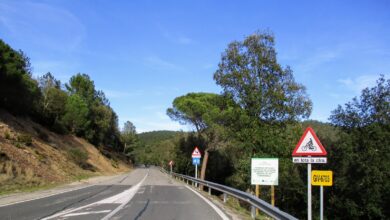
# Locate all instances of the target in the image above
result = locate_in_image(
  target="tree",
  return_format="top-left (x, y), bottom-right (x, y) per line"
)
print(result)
top-left (38, 72), bottom-right (68, 128)
top-left (61, 94), bottom-right (90, 135)
top-left (210, 32), bottom-right (313, 216)
top-left (0, 39), bottom-right (41, 115)
top-left (328, 75), bottom-right (390, 219)
top-left (121, 121), bottom-right (138, 153)
top-left (214, 31), bottom-right (311, 122)
top-left (167, 93), bottom-right (235, 186)
top-left (65, 73), bottom-right (121, 148)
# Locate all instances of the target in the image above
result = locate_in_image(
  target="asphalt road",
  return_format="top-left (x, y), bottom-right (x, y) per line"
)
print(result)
top-left (0, 168), bottom-right (230, 220)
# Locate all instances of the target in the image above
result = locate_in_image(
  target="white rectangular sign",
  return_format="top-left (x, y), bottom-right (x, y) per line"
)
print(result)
top-left (292, 157), bottom-right (327, 164)
top-left (251, 158), bottom-right (278, 185)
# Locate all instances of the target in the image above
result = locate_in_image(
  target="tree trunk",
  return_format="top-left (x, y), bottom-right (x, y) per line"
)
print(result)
top-left (200, 149), bottom-right (209, 190)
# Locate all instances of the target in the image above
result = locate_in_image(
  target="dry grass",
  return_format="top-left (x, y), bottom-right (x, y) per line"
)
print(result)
top-left (0, 110), bottom-right (131, 195)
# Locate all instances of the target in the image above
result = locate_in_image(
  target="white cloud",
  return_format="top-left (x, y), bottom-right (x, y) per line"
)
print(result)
top-left (145, 56), bottom-right (182, 70)
top-left (338, 74), bottom-right (387, 94)
top-left (0, 1), bottom-right (86, 52)
top-left (295, 48), bottom-right (341, 73)
top-left (157, 23), bottom-right (194, 45)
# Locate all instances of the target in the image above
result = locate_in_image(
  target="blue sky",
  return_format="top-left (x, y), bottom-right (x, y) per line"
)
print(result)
top-left (1, 0), bottom-right (389, 132)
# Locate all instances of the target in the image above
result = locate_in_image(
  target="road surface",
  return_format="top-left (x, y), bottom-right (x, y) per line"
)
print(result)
top-left (0, 167), bottom-right (229, 220)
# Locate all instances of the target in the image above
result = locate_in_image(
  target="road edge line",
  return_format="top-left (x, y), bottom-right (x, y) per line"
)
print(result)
top-left (185, 185), bottom-right (230, 220)
top-left (0, 173), bottom-right (131, 208)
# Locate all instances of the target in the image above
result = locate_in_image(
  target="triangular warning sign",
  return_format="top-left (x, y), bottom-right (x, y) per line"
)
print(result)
top-left (192, 146), bottom-right (201, 158)
top-left (292, 127), bottom-right (327, 156)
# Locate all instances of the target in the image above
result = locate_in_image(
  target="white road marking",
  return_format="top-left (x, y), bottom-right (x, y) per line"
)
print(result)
top-left (135, 200), bottom-right (191, 205)
top-left (0, 173), bottom-right (131, 208)
top-left (101, 172), bottom-right (149, 220)
top-left (63, 210), bottom-right (111, 217)
top-left (42, 171), bottom-right (149, 220)
top-left (185, 186), bottom-right (230, 220)
top-left (0, 185), bottom-right (95, 208)
top-left (137, 187), bottom-right (146, 194)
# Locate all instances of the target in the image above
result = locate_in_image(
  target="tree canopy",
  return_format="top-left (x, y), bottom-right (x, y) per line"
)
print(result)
top-left (214, 32), bottom-right (312, 122)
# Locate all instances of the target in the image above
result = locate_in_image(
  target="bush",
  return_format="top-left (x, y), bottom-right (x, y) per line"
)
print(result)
top-left (17, 134), bottom-right (33, 146)
top-left (4, 131), bottom-right (11, 140)
top-left (33, 126), bottom-right (48, 141)
top-left (67, 148), bottom-right (89, 168)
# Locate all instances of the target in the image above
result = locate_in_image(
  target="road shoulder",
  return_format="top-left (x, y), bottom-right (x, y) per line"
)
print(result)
top-left (0, 171), bottom-right (131, 207)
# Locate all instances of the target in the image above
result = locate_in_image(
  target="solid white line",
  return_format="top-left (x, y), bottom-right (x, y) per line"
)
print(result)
top-left (63, 210), bottom-right (111, 217)
top-left (0, 173), bottom-right (131, 208)
top-left (185, 186), bottom-right (230, 220)
top-left (0, 184), bottom-right (95, 208)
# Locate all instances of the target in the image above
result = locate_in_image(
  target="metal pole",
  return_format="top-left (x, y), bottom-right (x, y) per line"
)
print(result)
top-left (251, 206), bottom-right (256, 219)
top-left (255, 185), bottom-right (260, 215)
top-left (320, 186), bottom-right (323, 220)
top-left (271, 185), bottom-right (275, 206)
top-left (308, 163), bottom-right (312, 220)
top-left (195, 164), bottom-right (198, 187)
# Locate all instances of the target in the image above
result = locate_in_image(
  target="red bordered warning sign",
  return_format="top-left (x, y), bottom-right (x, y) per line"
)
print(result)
top-left (192, 146), bottom-right (201, 158)
top-left (292, 127), bottom-right (327, 156)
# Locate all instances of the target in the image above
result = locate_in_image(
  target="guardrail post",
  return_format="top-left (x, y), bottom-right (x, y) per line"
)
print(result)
top-left (163, 169), bottom-right (298, 220)
top-left (251, 206), bottom-right (256, 219)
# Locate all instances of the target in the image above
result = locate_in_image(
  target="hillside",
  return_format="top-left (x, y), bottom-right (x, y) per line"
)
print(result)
top-left (0, 109), bottom-right (130, 195)
top-left (138, 130), bottom-right (182, 146)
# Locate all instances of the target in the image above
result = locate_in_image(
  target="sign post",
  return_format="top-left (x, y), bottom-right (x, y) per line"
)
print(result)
top-left (168, 160), bottom-right (173, 174)
top-left (308, 159), bottom-right (312, 219)
top-left (312, 170), bottom-right (333, 220)
top-left (251, 158), bottom-right (279, 215)
top-left (292, 127), bottom-right (327, 220)
top-left (192, 147), bottom-right (201, 187)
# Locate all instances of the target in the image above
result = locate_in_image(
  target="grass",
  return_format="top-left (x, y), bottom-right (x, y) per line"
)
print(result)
top-left (0, 180), bottom-right (59, 196)
top-left (73, 172), bottom-right (96, 181)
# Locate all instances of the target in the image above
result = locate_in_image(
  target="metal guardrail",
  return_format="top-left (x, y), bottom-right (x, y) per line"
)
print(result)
top-left (163, 169), bottom-right (297, 220)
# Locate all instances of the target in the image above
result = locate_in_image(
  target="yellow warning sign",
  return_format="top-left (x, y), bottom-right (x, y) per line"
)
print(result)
top-left (311, 170), bottom-right (333, 186)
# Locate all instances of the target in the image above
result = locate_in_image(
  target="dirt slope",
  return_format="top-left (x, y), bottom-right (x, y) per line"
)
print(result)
top-left (0, 110), bottom-right (130, 194)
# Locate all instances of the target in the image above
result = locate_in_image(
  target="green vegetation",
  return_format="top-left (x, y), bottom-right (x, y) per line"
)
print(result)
top-left (138, 130), bottom-right (180, 145)
top-left (0, 39), bottom-right (126, 153)
top-left (135, 31), bottom-right (389, 219)
top-left (1, 30), bottom-right (388, 219)
top-left (16, 133), bottom-right (33, 146)
top-left (67, 148), bottom-right (89, 168)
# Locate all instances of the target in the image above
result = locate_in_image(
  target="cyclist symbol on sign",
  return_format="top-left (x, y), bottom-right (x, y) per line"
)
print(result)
top-left (302, 138), bottom-right (316, 151)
